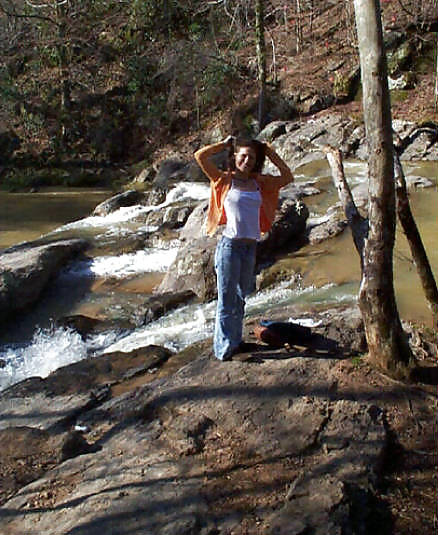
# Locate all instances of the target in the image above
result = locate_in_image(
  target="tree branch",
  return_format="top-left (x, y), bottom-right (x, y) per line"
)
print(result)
top-left (24, 0), bottom-right (67, 9)
top-left (395, 0), bottom-right (415, 18)
top-left (0, 0), bottom-right (58, 25)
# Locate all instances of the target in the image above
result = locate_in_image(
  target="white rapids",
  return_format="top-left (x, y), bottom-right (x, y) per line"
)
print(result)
top-left (0, 282), bottom-right (357, 392)
top-left (61, 248), bottom-right (179, 280)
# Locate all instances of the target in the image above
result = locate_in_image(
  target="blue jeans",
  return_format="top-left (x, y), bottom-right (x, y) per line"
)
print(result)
top-left (214, 236), bottom-right (257, 360)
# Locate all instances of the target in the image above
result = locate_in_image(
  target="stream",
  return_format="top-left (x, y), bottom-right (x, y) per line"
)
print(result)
top-left (0, 160), bottom-right (436, 391)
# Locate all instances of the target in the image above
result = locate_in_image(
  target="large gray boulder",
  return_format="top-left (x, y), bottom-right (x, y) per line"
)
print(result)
top-left (157, 234), bottom-right (218, 302)
top-left (156, 202), bottom-right (217, 300)
top-left (4, 304), bottom-right (433, 533)
top-left (258, 198), bottom-right (309, 260)
top-left (262, 114), bottom-right (357, 172)
top-left (0, 239), bottom-right (88, 324)
top-left (260, 115), bottom-right (438, 167)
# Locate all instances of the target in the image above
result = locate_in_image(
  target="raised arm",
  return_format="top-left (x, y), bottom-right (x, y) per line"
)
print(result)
top-left (264, 143), bottom-right (294, 187)
top-left (194, 138), bottom-right (231, 182)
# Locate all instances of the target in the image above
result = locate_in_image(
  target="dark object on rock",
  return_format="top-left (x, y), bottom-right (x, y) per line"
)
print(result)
top-left (60, 431), bottom-right (98, 460)
top-left (58, 314), bottom-right (103, 337)
top-left (254, 320), bottom-right (312, 348)
top-left (254, 319), bottom-right (342, 356)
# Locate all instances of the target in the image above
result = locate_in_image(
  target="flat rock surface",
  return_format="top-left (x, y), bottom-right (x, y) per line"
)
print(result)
top-left (0, 345), bottom-right (173, 431)
top-left (1, 349), bottom-right (389, 535)
top-left (0, 392), bottom-right (96, 432)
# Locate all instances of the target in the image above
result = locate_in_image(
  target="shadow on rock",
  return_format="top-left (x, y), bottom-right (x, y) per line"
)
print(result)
top-left (410, 365), bottom-right (438, 385)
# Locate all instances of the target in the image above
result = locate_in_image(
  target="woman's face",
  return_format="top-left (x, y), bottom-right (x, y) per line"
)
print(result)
top-left (235, 146), bottom-right (257, 177)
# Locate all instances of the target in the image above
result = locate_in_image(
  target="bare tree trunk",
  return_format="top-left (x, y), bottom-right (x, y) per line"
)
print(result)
top-left (283, 4), bottom-right (288, 33)
top-left (255, 0), bottom-right (267, 132)
top-left (394, 153), bottom-right (438, 326)
top-left (296, 0), bottom-right (303, 54)
top-left (308, 0), bottom-right (314, 43)
top-left (56, 1), bottom-right (71, 147)
top-left (435, 48), bottom-right (438, 109)
top-left (353, 0), bottom-right (413, 375)
top-left (344, 0), bottom-right (356, 46)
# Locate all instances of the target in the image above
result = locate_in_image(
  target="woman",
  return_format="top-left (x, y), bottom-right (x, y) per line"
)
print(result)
top-left (195, 136), bottom-right (294, 360)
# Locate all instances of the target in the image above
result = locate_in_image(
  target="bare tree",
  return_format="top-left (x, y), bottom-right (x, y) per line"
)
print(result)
top-left (255, 0), bottom-right (267, 131)
top-left (435, 48), bottom-right (438, 108)
top-left (295, 0), bottom-right (303, 54)
top-left (351, 0), bottom-right (413, 375)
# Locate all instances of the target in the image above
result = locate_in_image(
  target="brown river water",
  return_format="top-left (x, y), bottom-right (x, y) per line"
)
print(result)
top-left (0, 187), bottom-right (112, 249)
top-left (294, 160), bottom-right (437, 327)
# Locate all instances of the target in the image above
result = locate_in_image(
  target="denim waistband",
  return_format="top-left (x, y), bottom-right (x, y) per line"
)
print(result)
top-left (220, 235), bottom-right (257, 245)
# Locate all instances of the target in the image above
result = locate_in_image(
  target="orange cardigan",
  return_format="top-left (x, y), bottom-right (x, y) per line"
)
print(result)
top-left (195, 144), bottom-right (293, 237)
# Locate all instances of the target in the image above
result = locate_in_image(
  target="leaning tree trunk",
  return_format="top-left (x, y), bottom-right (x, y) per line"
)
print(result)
top-left (435, 48), bottom-right (438, 107)
top-left (394, 152), bottom-right (438, 326)
top-left (255, 0), bottom-right (267, 132)
top-left (353, 0), bottom-right (413, 375)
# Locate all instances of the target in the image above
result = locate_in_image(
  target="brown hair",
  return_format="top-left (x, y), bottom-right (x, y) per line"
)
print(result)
top-left (226, 138), bottom-right (266, 173)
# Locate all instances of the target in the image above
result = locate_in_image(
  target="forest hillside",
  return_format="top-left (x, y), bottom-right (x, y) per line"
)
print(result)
top-left (0, 0), bottom-right (437, 189)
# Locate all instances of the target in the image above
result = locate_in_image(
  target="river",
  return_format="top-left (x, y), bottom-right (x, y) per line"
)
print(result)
top-left (0, 160), bottom-right (436, 390)
top-left (0, 187), bottom-right (113, 250)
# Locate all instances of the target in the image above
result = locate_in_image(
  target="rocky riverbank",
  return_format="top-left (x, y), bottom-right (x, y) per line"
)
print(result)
top-left (0, 113), bottom-right (437, 534)
top-left (0, 304), bottom-right (436, 534)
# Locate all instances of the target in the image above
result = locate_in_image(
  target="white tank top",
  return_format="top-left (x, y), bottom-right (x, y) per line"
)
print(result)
top-left (223, 182), bottom-right (262, 241)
